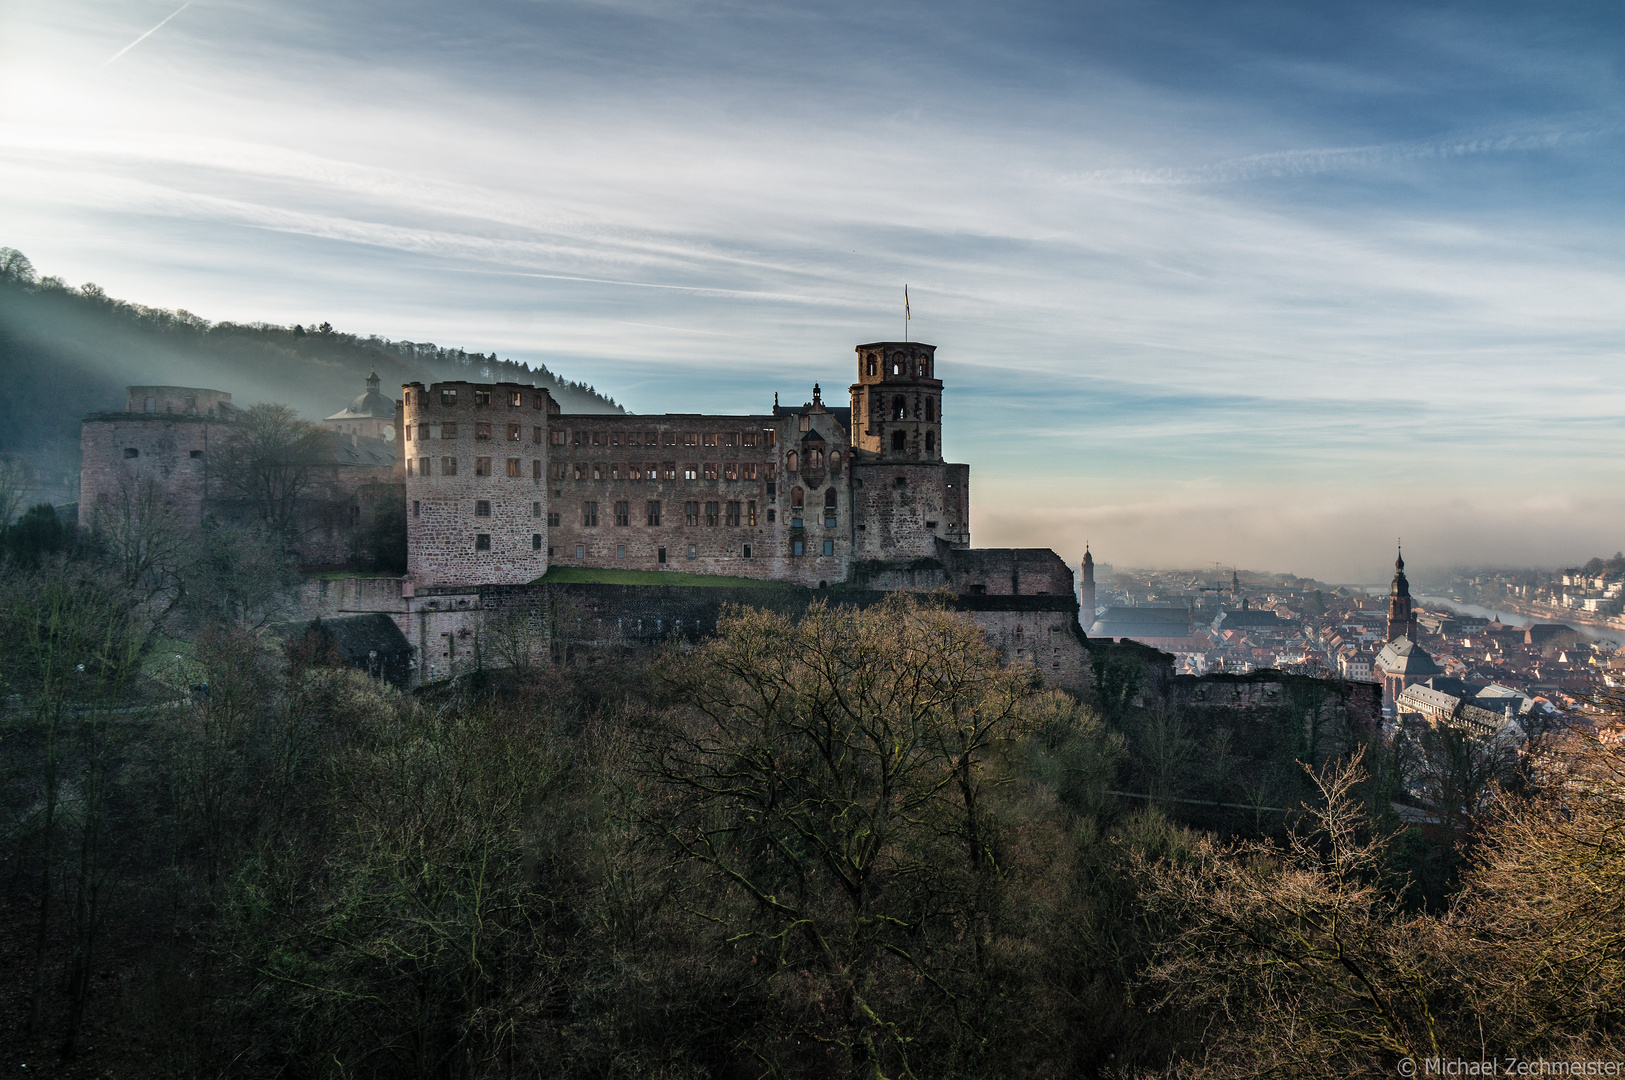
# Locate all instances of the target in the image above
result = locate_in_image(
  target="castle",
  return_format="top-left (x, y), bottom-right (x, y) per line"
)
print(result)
top-left (81, 340), bottom-right (1091, 688)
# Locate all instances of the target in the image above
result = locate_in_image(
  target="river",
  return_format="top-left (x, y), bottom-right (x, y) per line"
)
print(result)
top-left (1412, 593), bottom-right (1625, 648)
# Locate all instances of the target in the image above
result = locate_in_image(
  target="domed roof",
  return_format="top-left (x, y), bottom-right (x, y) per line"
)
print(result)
top-left (325, 372), bottom-right (395, 420)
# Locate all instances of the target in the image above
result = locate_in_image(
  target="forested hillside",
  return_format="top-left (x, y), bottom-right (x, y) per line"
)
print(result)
top-left (0, 248), bottom-right (622, 497)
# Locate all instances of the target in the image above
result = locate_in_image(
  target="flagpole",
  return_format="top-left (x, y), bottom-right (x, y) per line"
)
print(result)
top-left (904, 284), bottom-right (910, 342)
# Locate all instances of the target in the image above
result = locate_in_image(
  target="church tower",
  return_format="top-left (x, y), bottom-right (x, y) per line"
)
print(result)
top-left (1386, 547), bottom-right (1418, 642)
top-left (1080, 545), bottom-right (1097, 619)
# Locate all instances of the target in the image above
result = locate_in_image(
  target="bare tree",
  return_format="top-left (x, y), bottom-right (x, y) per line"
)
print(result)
top-left (0, 454), bottom-right (31, 527)
top-left (90, 474), bottom-right (189, 604)
top-left (209, 403), bottom-right (325, 533)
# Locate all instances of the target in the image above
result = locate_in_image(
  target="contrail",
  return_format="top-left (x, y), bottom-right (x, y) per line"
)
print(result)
top-left (102, 2), bottom-right (193, 67)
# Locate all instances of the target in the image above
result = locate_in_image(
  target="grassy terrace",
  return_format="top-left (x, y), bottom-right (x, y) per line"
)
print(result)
top-left (531, 567), bottom-right (801, 589)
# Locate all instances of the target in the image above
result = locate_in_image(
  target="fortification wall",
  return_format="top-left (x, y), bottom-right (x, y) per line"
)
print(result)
top-left (848, 461), bottom-right (969, 560)
top-left (78, 414), bottom-right (221, 528)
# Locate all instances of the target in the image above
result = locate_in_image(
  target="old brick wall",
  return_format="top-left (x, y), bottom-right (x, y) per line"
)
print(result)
top-left (848, 461), bottom-right (969, 560)
top-left (947, 547), bottom-right (1075, 596)
top-left (404, 381), bottom-right (552, 586)
top-left (78, 414), bottom-right (222, 528)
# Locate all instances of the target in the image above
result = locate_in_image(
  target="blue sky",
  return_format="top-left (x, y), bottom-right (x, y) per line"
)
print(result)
top-left (3, 0), bottom-right (1623, 581)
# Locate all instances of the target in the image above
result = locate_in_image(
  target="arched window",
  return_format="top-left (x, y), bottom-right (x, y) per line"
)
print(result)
top-left (925, 397), bottom-right (935, 421)
top-left (891, 355), bottom-right (904, 375)
top-left (892, 396), bottom-right (906, 420)
top-left (790, 486), bottom-right (804, 509)
top-left (891, 430), bottom-right (907, 452)
top-left (824, 489), bottom-right (837, 508)
top-left (808, 448), bottom-right (824, 470)
top-left (926, 431), bottom-right (935, 454)
top-left (866, 356), bottom-right (877, 376)
top-left (787, 451), bottom-right (798, 473)
top-left (921, 358), bottom-right (931, 377)
top-left (829, 451), bottom-right (841, 473)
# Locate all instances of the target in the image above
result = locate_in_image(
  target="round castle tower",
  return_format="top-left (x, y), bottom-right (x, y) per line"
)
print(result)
top-left (403, 380), bottom-right (556, 586)
top-left (849, 342), bottom-right (942, 462)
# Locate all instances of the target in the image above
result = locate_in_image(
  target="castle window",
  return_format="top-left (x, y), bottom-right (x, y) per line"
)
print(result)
top-left (664, 432), bottom-right (678, 446)
top-left (611, 431), bottom-right (622, 447)
top-left (550, 429), bottom-right (565, 446)
top-left (823, 540), bottom-right (835, 556)
top-left (684, 464), bottom-right (698, 481)
top-left (807, 449), bottom-right (823, 470)
top-left (576, 545), bottom-right (585, 559)
top-left (725, 501), bottom-right (740, 526)
top-left (925, 398), bottom-right (935, 421)
top-left (768, 509), bottom-right (776, 522)
top-left (420, 456), bottom-right (430, 475)
top-left (792, 540), bottom-right (805, 556)
top-left (533, 460), bottom-right (542, 481)
top-left (442, 456), bottom-right (458, 476)
top-left (891, 431), bottom-right (906, 452)
top-left (742, 432), bottom-right (757, 447)
top-left (704, 463), bottom-right (718, 481)
top-left (441, 389), bottom-right (457, 407)
top-left (743, 543), bottom-right (752, 558)
top-left (724, 463), bottom-right (738, 481)
top-left (626, 431), bottom-right (641, 447)
top-left (893, 475), bottom-right (906, 488)
top-left (741, 463), bottom-right (757, 481)
top-left (592, 463), bottom-right (604, 481)
top-left (407, 459), bottom-right (414, 476)
top-left (510, 391), bottom-right (523, 407)
top-left (475, 422), bottom-right (491, 440)
top-left (534, 394), bottom-right (545, 409)
top-left (644, 462), bottom-right (657, 480)
top-left (549, 512), bottom-right (561, 527)
top-left (926, 432), bottom-right (935, 454)
top-left (592, 431), bottom-right (604, 446)
top-left (824, 489), bottom-right (837, 527)
top-left (683, 433), bottom-right (698, 447)
top-left (786, 451), bottom-right (798, 473)
top-left (507, 424), bottom-right (521, 441)
top-left (124, 447), bottom-right (139, 459)
top-left (533, 533), bottom-right (542, 550)
top-left (476, 500), bottom-right (491, 517)
top-left (703, 433), bottom-right (717, 447)
top-left (790, 487), bottom-right (804, 510)
top-left (662, 462), bottom-right (677, 480)
top-left (583, 501), bottom-right (598, 526)
top-left (688, 544), bottom-right (697, 559)
top-left (705, 501), bottom-right (719, 526)
top-left (645, 431), bottom-right (658, 445)
top-left (722, 432), bottom-right (738, 448)
top-left (469, 389), bottom-right (488, 407)
top-left (866, 356), bottom-right (877, 376)
top-left (764, 430), bottom-right (776, 448)
top-left (405, 426), bottom-right (412, 442)
top-left (419, 424), bottom-right (429, 440)
top-left (533, 501), bottom-right (542, 517)
top-left (765, 464), bottom-right (776, 480)
top-left (475, 457), bottom-right (492, 476)
top-left (799, 415), bottom-right (810, 432)
top-left (413, 501), bottom-right (420, 517)
top-left (647, 500), bottom-right (661, 526)
top-left (191, 449), bottom-right (203, 459)
top-left (891, 396), bottom-right (906, 420)
top-left (685, 501), bottom-right (700, 526)
top-left (442, 422), bottom-right (458, 438)
top-left (507, 458), bottom-right (521, 477)
top-left (476, 534), bottom-right (491, 550)
top-left (554, 462), bottom-right (569, 480)
top-left (748, 500), bottom-right (757, 526)
top-left (828, 452), bottom-right (840, 474)
top-left (658, 546), bottom-right (667, 563)
top-left (615, 501), bottom-right (630, 526)
top-left (610, 464), bottom-right (620, 480)
top-left (921, 357), bottom-right (931, 377)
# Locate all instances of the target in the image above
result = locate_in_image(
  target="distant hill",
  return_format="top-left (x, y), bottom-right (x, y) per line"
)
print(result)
top-left (0, 247), bottom-right (623, 499)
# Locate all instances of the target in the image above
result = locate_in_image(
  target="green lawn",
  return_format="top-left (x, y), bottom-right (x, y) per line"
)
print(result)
top-left (532, 566), bottom-right (801, 589)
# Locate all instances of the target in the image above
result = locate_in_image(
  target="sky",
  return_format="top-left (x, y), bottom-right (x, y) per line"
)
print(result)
top-left (2, 0), bottom-right (1623, 583)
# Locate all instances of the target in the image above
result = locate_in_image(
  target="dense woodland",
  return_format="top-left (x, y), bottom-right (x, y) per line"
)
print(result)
top-left (0, 247), bottom-right (622, 497)
top-left (3, 500), bottom-right (1624, 1078)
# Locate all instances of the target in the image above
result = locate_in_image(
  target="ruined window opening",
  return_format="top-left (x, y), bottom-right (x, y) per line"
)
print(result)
top-left (419, 456), bottom-right (430, 476)
top-left (506, 458), bottom-right (521, 477)
top-left (893, 475), bottom-right (906, 488)
top-left (550, 429), bottom-right (565, 446)
top-left (741, 463), bottom-right (757, 480)
top-left (743, 543), bottom-right (752, 558)
top-left (476, 533), bottom-right (491, 551)
top-left (724, 463), bottom-right (738, 481)
top-left (442, 422), bottom-right (459, 439)
top-left (684, 464), bottom-right (698, 481)
top-left (725, 501), bottom-right (740, 526)
top-left (722, 432), bottom-right (738, 447)
top-left (615, 501), bottom-right (630, 526)
top-left (786, 451), bottom-right (798, 473)
top-left (891, 396), bottom-right (906, 420)
top-left (799, 415), bottom-right (810, 432)
top-left (407, 459), bottom-right (414, 477)
top-left (742, 432), bottom-right (757, 447)
top-left (663, 432), bottom-right (678, 446)
top-left (662, 462), bottom-right (676, 480)
top-left (442, 456), bottom-right (458, 476)
top-left (534, 394), bottom-right (545, 409)
top-left (866, 356), bottom-right (877, 376)
top-left (704, 463), bottom-right (719, 481)
top-left (658, 546), bottom-right (667, 563)
top-left (553, 462), bottom-right (568, 480)
top-left (611, 431), bottom-right (622, 447)
top-left (533, 501), bottom-right (542, 517)
top-left (747, 500), bottom-right (757, 526)
top-left (925, 398), bottom-right (935, 421)
top-left (419, 423), bottom-right (429, 440)
top-left (685, 501), bottom-right (700, 526)
top-left (476, 500), bottom-right (491, 517)
top-left (592, 431), bottom-right (605, 446)
top-left (768, 509), bottom-right (776, 523)
top-left (533, 533), bottom-right (542, 550)
top-left (790, 487), bottom-right (804, 509)
top-left (610, 464), bottom-right (620, 481)
top-left (829, 451), bottom-right (842, 473)
top-left (548, 512), bottom-right (561, 527)
top-left (703, 433), bottom-right (717, 447)
top-left (507, 424), bottom-right (521, 441)
top-left (405, 427), bottom-right (413, 442)
top-left (190, 449), bottom-right (203, 460)
top-left (533, 459), bottom-right (542, 481)
top-left (926, 432), bottom-right (935, 454)
top-left (413, 501), bottom-right (420, 517)
top-left (705, 501), bottom-right (720, 526)
top-left (510, 391), bottom-right (523, 407)
top-left (647, 500), bottom-right (661, 526)
top-left (441, 389), bottom-right (457, 407)
top-left (592, 464), bottom-right (603, 481)
top-left (627, 432), bottom-right (640, 447)
top-left (891, 430), bottom-right (906, 452)
top-left (583, 501), bottom-right (598, 526)
top-left (684, 432), bottom-right (698, 447)
top-left (475, 390), bottom-right (491, 407)
top-left (475, 457), bottom-right (492, 476)
top-left (644, 431), bottom-right (657, 445)
top-left (807, 449), bottom-right (823, 470)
